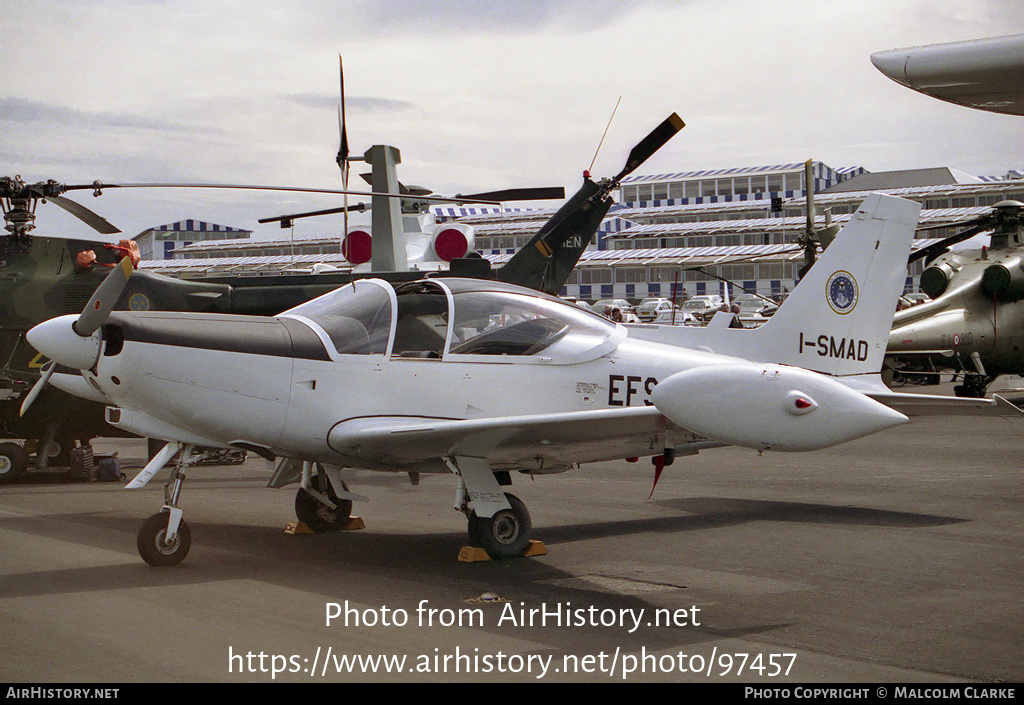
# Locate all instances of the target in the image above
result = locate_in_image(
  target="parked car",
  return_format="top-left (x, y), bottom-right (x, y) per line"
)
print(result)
top-left (635, 298), bottom-right (679, 322)
top-left (630, 295), bottom-right (679, 321)
top-left (560, 296), bottom-right (595, 313)
top-left (593, 299), bottom-right (639, 323)
top-left (679, 295), bottom-right (724, 322)
top-left (651, 309), bottom-right (699, 326)
top-left (731, 293), bottom-right (779, 324)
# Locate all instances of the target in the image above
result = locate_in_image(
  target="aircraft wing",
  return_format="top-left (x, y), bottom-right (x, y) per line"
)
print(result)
top-left (842, 376), bottom-right (1024, 418)
top-left (866, 391), bottom-right (1024, 418)
top-left (327, 407), bottom-right (719, 472)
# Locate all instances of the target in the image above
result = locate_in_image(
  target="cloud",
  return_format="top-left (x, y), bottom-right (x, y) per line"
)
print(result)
top-left (284, 93), bottom-right (415, 113)
top-left (332, 0), bottom-right (677, 36)
top-left (0, 96), bottom-right (195, 132)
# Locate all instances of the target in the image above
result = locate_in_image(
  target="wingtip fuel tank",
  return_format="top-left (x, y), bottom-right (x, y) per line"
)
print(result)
top-left (651, 363), bottom-right (909, 452)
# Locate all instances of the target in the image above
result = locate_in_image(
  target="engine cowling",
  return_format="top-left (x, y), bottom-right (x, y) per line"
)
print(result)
top-left (980, 256), bottom-right (1024, 299)
top-left (920, 261), bottom-right (956, 298)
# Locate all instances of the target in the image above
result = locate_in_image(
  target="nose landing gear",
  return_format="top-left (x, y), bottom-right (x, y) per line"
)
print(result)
top-left (135, 443), bottom-right (195, 567)
top-left (137, 510), bottom-right (191, 567)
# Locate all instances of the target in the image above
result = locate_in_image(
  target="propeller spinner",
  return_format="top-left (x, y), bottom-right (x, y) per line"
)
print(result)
top-left (21, 256), bottom-right (135, 416)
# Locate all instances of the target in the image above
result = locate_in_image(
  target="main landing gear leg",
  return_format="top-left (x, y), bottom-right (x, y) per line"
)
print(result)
top-left (294, 461), bottom-right (354, 533)
top-left (446, 456), bottom-right (532, 559)
top-left (137, 443), bottom-right (195, 567)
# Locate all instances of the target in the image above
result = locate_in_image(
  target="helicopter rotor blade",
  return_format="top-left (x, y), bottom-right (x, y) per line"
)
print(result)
top-left (909, 223), bottom-right (990, 263)
top-left (612, 113), bottom-right (685, 184)
top-left (258, 203), bottom-right (368, 227)
top-left (44, 194), bottom-right (122, 235)
top-left (916, 215), bottom-right (990, 233)
top-left (65, 182), bottom-right (490, 204)
top-left (455, 187), bottom-right (565, 202)
top-left (73, 256), bottom-right (134, 337)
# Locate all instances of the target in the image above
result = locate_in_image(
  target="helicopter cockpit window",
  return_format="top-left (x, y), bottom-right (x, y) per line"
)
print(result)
top-left (448, 291), bottom-right (615, 357)
top-left (282, 282), bottom-right (391, 355)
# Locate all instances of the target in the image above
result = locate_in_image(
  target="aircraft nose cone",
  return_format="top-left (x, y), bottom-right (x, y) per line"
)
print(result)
top-left (26, 315), bottom-right (102, 370)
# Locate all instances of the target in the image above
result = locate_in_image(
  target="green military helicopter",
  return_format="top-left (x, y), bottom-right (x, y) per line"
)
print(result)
top-left (0, 112), bottom-right (685, 481)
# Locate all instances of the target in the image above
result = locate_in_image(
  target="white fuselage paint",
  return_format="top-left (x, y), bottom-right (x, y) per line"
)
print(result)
top-left (92, 333), bottom-right (712, 466)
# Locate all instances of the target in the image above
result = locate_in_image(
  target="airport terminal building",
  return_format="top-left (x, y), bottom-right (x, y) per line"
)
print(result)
top-left (137, 160), bottom-right (1024, 303)
top-left (135, 219), bottom-right (253, 260)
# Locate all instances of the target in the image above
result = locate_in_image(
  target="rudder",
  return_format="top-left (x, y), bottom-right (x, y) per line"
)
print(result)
top-left (754, 193), bottom-right (921, 377)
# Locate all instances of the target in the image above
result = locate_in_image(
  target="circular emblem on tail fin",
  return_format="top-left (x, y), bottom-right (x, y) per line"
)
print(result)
top-left (826, 271), bottom-right (858, 315)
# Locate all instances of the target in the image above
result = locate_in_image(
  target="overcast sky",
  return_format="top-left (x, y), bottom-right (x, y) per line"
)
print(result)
top-left (4, 0), bottom-right (1024, 242)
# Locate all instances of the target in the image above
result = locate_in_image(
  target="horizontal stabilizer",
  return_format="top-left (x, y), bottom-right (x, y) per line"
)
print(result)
top-left (867, 391), bottom-right (1024, 418)
top-left (841, 376), bottom-right (1024, 417)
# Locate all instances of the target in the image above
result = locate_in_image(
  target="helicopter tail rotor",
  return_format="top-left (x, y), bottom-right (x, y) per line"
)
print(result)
top-left (612, 113), bottom-right (685, 184)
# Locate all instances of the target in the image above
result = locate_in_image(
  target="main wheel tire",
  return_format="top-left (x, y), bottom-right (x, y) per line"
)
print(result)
top-left (137, 511), bottom-right (191, 567)
top-left (295, 475), bottom-right (352, 533)
top-left (0, 442), bottom-right (27, 484)
top-left (468, 493), bottom-right (532, 559)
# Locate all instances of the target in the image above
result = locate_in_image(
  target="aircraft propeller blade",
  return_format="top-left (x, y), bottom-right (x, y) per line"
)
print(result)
top-left (612, 113), bottom-right (685, 183)
top-left (337, 55), bottom-right (349, 171)
top-left (73, 256), bottom-right (134, 337)
top-left (19, 360), bottom-right (55, 417)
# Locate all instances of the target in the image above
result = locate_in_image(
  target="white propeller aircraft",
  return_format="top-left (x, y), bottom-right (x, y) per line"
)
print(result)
top-left (26, 192), bottom-right (1017, 566)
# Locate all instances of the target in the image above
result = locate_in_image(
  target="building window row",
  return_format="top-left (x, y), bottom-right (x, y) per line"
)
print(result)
top-left (565, 262), bottom-right (800, 288)
top-left (622, 173), bottom-right (808, 204)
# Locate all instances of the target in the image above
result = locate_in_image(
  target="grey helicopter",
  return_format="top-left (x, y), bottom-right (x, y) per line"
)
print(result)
top-left (887, 199), bottom-right (1024, 397)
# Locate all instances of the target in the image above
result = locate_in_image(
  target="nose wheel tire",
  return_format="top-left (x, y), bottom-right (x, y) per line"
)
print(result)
top-left (468, 493), bottom-right (532, 559)
top-left (137, 511), bottom-right (191, 567)
top-left (295, 475), bottom-right (352, 533)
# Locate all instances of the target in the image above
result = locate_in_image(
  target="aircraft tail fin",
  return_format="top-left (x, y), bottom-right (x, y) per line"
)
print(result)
top-left (495, 177), bottom-right (612, 296)
top-left (754, 193), bottom-right (921, 377)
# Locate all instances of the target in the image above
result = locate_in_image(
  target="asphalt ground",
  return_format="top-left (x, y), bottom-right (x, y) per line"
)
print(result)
top-left (1, 388), bottom-right (1022, 683)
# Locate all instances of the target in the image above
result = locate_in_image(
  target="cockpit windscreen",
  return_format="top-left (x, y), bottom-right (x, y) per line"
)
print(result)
top-left (283, 281), bottom-right (392, 355)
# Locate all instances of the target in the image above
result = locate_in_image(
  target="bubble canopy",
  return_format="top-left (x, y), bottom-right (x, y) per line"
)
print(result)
top-left (280, 278), bottom-right (619, 361)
